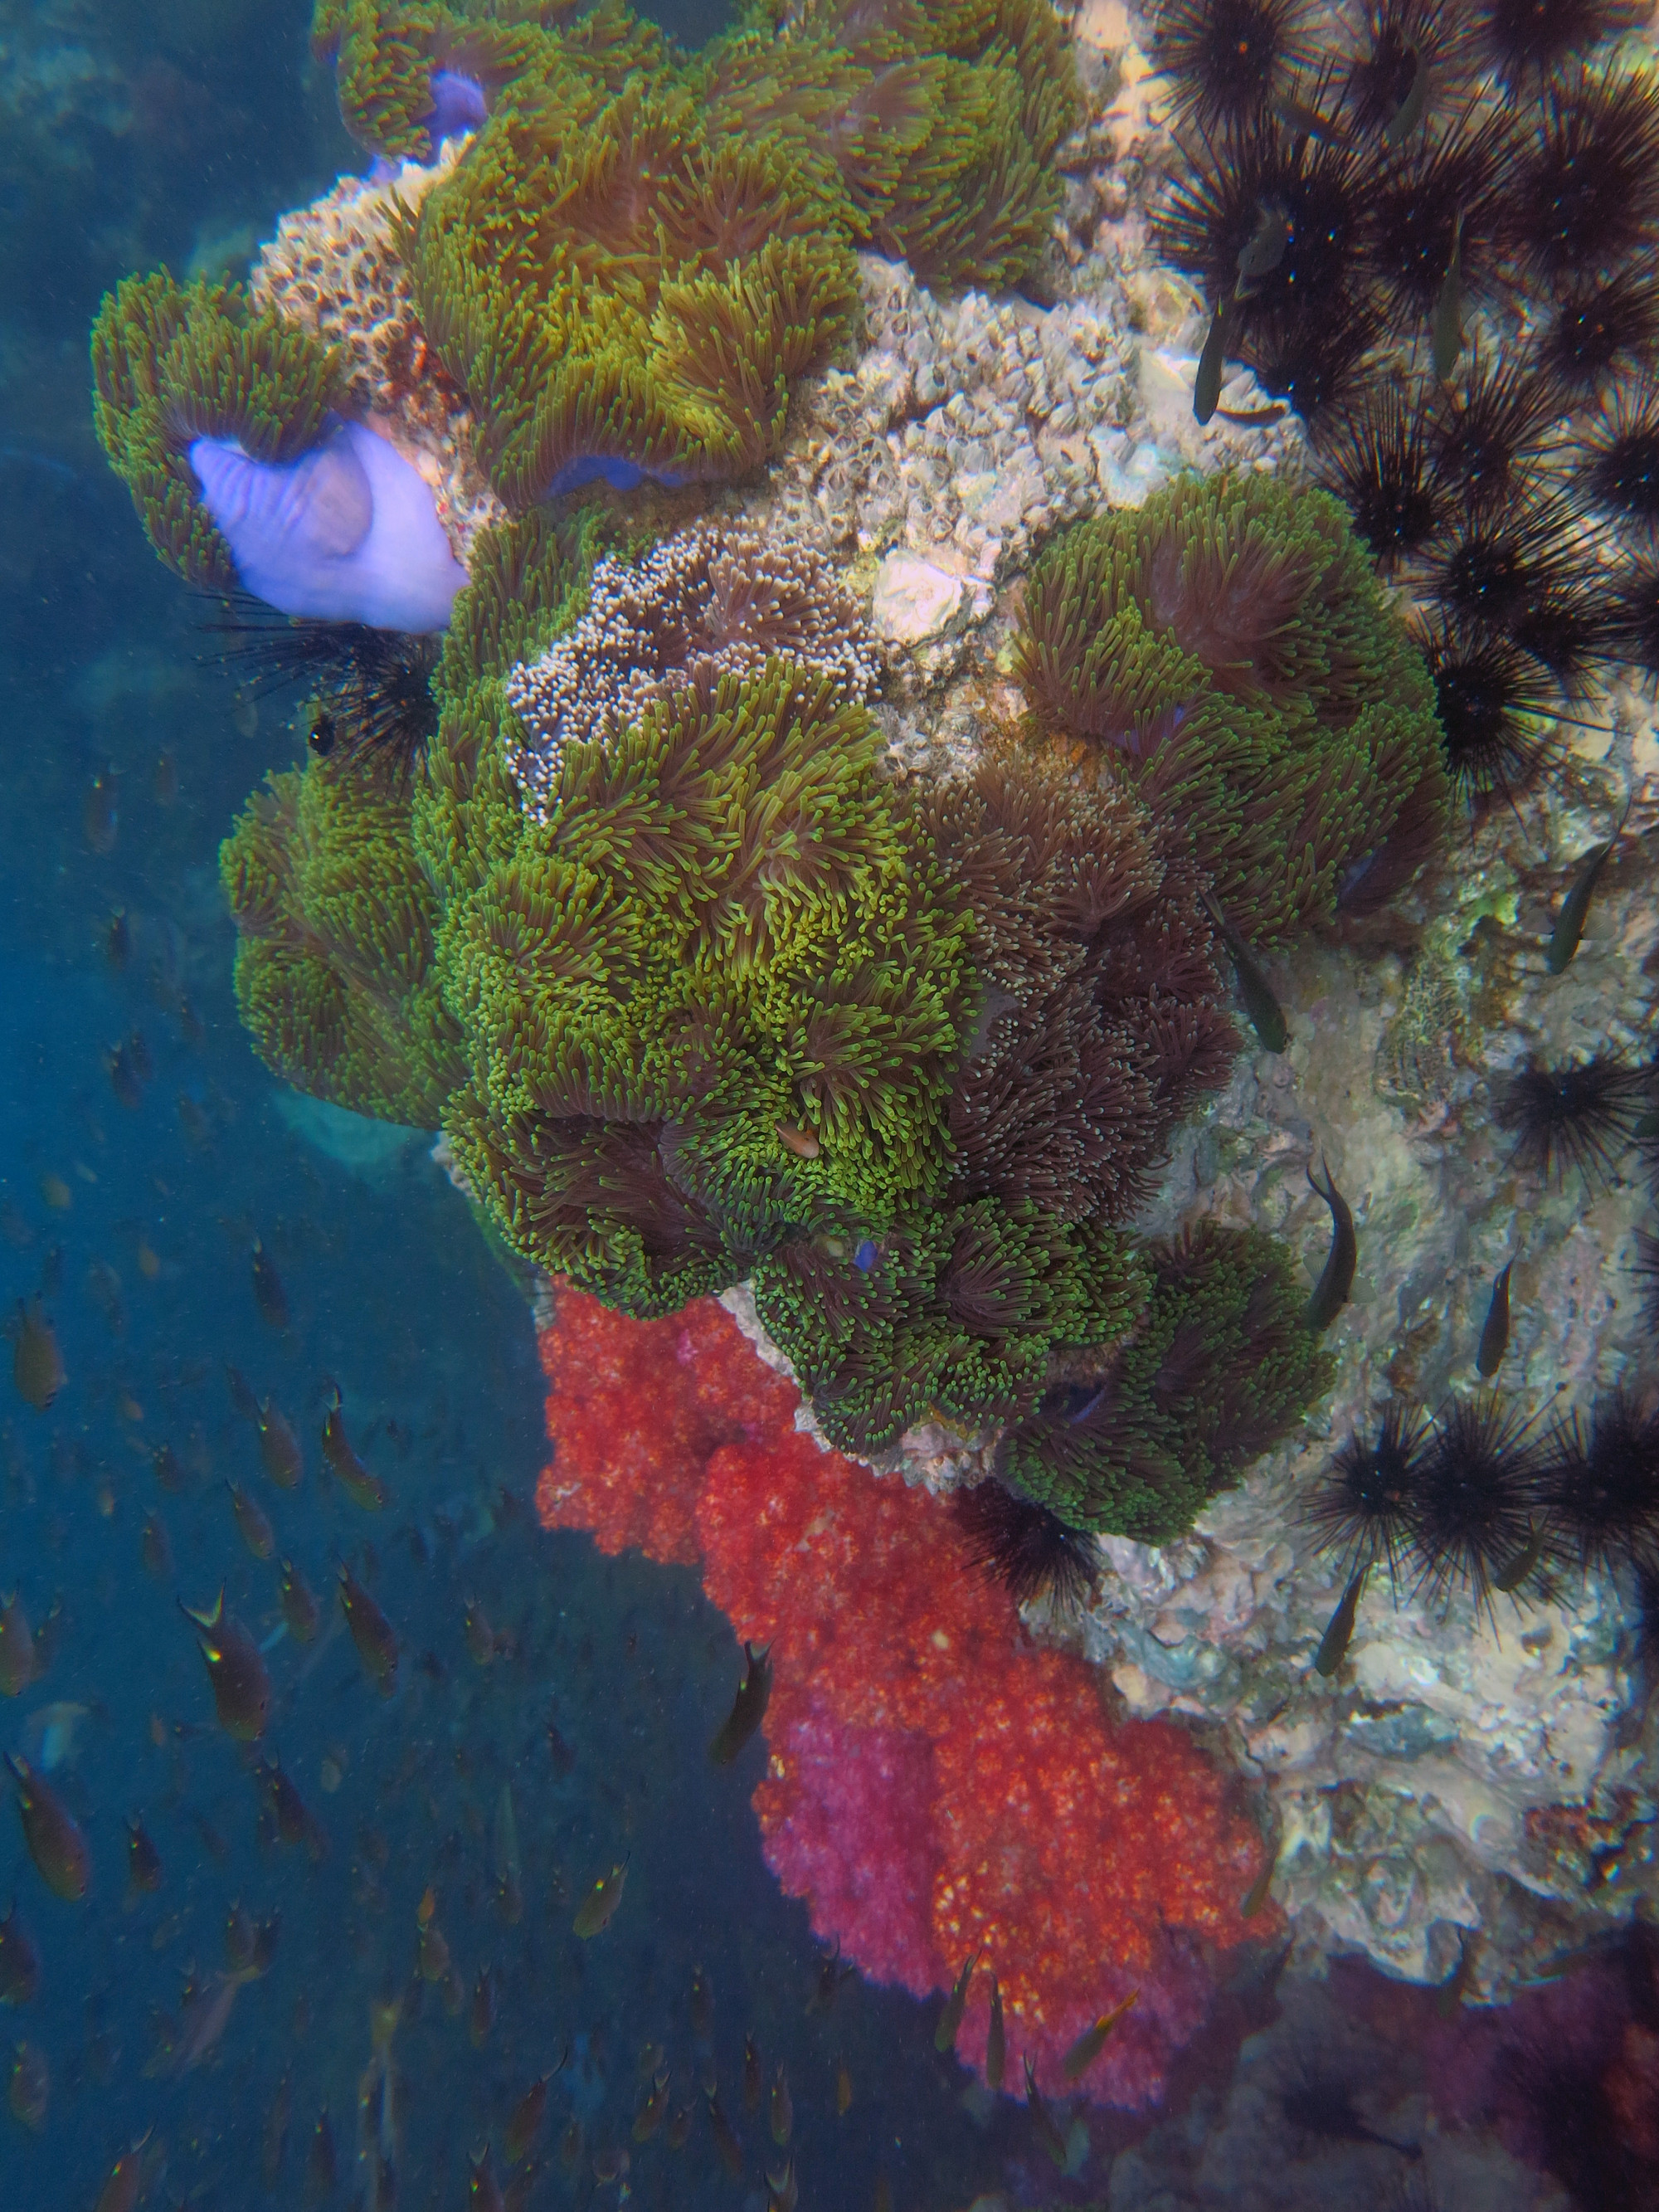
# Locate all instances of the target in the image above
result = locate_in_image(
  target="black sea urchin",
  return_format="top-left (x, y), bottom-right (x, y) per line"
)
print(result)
top-left (1415, 620), bottom-right (1564, 815)
top-left (1471, 0), bottom-right (1651, 92)
top-left (1495, 1054), bottom-right (1652, 1189)
top-left (1406, 1393), bottom-right (1545, 1616)
top-left (1312, 383), bottom-right (1446, 569)
top-left (1423, 495), bottom-right (1584, 641)
top-left (1577, 382), bottom-right (1659, 538)
top-left (1536, 268), bottom-right (1659, 400)
top-left (205, 600), bottom-right (441, 785)
top-left (1633, 1225), bottom-right (1659, 1335)
top-left (1365, 113), bottom-right (1513, 332)
top-left (1301, 1398), bottom-right (1427, 1592)
top-left (1498, 66), bottom-right (1659, 289)
top-left (1147, 0), bottom-right (1320, 138)
top-left (1426, 350), bottom-right (1562, 516)
top-left (1155, 116), bottom-right (1371, 322)
top-left (1613, 558), bottom-right (1659, 684)
top-left (955, 1479), bottom-right (1100, 1609)
top-left (1339, 0), bottom-right (1481, 143)
top-left (1536, 1388), bottom-right (1659, 1578)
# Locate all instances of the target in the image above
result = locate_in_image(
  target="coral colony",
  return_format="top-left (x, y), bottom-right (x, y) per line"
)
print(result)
top-left (89, 0), bottom-right (1659, 2116)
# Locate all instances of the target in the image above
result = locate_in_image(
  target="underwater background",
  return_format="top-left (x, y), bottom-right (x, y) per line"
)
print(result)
top-left (4, 2), bottom-right (1659, 2210)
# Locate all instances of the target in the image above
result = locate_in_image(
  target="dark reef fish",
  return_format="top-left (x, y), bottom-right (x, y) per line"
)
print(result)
top-left (250, 1235), bottom-right (289, 1329)
top-left (1546, 801), bottom-right (1630, 973)
top-left (5, 1751), bottom-right (90, 1900)
top-left (9, 1297), bottom-right (66, 1411)
top-left (934, 1946), bottom-right (979, 2053)
top-left (338, 1562), bottom-right (399, 1695)
top-left (0, 1898), bottom-right (41, 2005)
top-left (323, 1386), bottom-right (391, 1510)
top-left (178, 1587), bottom-right (272, 1740)
top-left (572, 1857), bottom-right (628, 1938)
top-left (985, 1973), bottom-right (1005, 2090)
top-left (1024, 2053), bottom-right (1069, 2167)
top-left (1198, 888), bottom-right (1288, 1052)
top-left (1305, 1157), bottom-right (1356, 1333)
top-left (1061, 1990), bottom-right (1138, 2080)
top-left (1476, 1260), bottom-right (1512, 1377)
top-left (258, 1397), bottom-right (304, 1489)
top-left (708, 1640), bottom-right (773, 1766)
top-left (1313, 1566), bottom-right (1367, 1675)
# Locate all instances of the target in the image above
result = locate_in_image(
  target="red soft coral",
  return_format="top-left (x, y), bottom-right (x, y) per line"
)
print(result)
top-left (536, 1285), bottom-right (1270, 2105)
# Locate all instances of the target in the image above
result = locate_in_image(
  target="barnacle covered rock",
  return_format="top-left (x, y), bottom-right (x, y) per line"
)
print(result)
top-left (1014, 471), bottom-right (1452, 943)
top-left (220, 750), bottom-right (466, 1128)
top-left (505, 520), bottom-right (883, 807)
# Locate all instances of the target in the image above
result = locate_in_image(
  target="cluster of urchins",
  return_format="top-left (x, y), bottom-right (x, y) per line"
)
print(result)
top-left (1145, 0), bottom-right (1659, 822)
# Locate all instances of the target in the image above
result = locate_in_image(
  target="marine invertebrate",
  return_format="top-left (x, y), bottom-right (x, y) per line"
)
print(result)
top-left (1535, 268), bottom-right (1659, 401)
top-left (1425, 350), bottom-right (1563, 518)
top-left (1014, 470), bottom-right (1450, 943)
top-left (90, 270), bottom-right (464, 627)
top-left (996, 1220), bottom-right (1335, 1541)
top-left (1360, 111), bottom-right (1512, 333)
top-left (1470, 0), bottom-right (1652, 93)
top-left (1404, 1392), bottom-right (1545, 1616)
top-left (1338, 0), bottom-right (1480, 142)
top-left (220, 748), bottom-right (465, 1128)
top-left (953, 1479), bottom-right (1099, 1609)
top-left (1536, 1388), bottom-right (1659, 1579)
top-left (1300, 1399), bottom-right (1426, 1593)
top-left (406, 66), bottom-right (861, 507)
top-left (1423, 494), bottom-right (1585, 647)
top-left (1494, 1054), bottom-right (1652, 1191)
top-left (1496, 66), bottom-right (1659, 290)
top-left (1311, 382), bottom-right (1447, 572)
top-left (504, 522), bottom-right (882, 810)
top-left (1145, 0), bottom-right (1319, 138)
top-left (1413, 619), bottom-right (1564, 816)
top-left (207, 611), bottom-right (442, 785)
top-left (311, 0), bottom-right (565, 162)
top-left (1576, 381), bottom-right (1659, 538)
top-left (534, 1285), bottom-right (1270, 2104)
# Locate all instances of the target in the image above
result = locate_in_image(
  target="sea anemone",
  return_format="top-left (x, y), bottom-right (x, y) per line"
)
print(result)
top-left (954, 1479), bottom-right (1101, 1609)
top-left (1311, 382), bottom-right (1447, 569)
top-left (1146, 0), bottom-right (1320, 138)
top-left (1494, 1054), bottom-right (1652, 1190)
top-left (1300, 1399), bottom-right (1427, 1593)
top-left (1414, 620), bottom-right (1564, 815)
top-left (1535, 1388), bottom-right (1659, 1579)
top-left (1405, 1391), bottom-right (1545, 1616)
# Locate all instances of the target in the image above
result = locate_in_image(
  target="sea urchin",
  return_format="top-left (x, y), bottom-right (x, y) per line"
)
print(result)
top-left (1495, 1055), bottom-right (1652, 1190)
top-left (1536, 1387), bottom-right (1659, 1578)
top-left (1406, 1392), bottom-right (1545, 1616)
top-left (955, 1479), bottom-right (1100, 1610)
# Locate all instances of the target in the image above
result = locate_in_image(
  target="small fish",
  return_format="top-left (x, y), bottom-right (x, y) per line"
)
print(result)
top-left (1062, 1990), bottom-right (1138, 2080)
top-left (5, 1752), bottom-right (90, 1900)
top-left (463, 1596), bottom-right (498, 1665)
top-left (690, 1965), bottom-right (713, 2040)
top-left (107, 1036), bottom-right (145, 1110)
top-left (9, 2038), bottom-right (49, 2130)
top-left (1547, 803), bottom-right (1630, 974)
top-left (1477, 1261), bottom-right (1512, 1378)
top-left (0, 1901), bottom-right (41, 2005)
top-left (469, 2145), bottom-right (504, 2212)
top-left (84, 767), bottom-right (119, 855)
top-left (808, 1937), bottom-right (854, 2013)
top-left (505, 2073), bottom-right (550, 2165)
top-left (250, 1237), bottom-right (289, 1329)
top-left (770, 2060), bottom-right (793, 2146)
top-left (125, 1815), bottom-right (163, 1899)
top-left (934, 1946), bottom-right (980, 2053)
top-left (38, 1173), bottom-right (71, 1211)
top-left (264, 2073), bottom-right (293, 2188)
top-left (665, 2104), bottom-right (692, 2150)
top-left (260, 1756), bottom-right (324, 1860)
top-left (572, 1857), bottom-right (628, 1938)
top-left (1215, 402), bottom-right (1287, 425)
top-left (1233, 198), bottom-right (1290, 290)
top-left (140, 1509), bottom-right (174, 1581)
top-left (767, 2155), bottom-right (800, 2212)
top-left (0, 1592), bottom-right (36, 1698)
top-left (94, 2131), bottom-right (154, 2212)
top-left (9, 1298), bottom-right (65, 1411)
top-left (105, 909), bottom-right (130, 969)
top-left (1382, 47), bottom-right (1429, 144)
top-left (178, 1093), bottom-right (212, 1149)
top-left (706, 2088), bottom-right (744, 2178)
top-left (557, 2117), bottom-right (584, 2173)
top-left (469, 1966), bottom-right (496, 2048)
top-left (322, 1388), bottom-right (388, 1509)
top-left (279, 1559), bottom-right (320, 1644)
top-left (1194, 297), bottom-right (1231, 425)
top-left (1198, 888), bottom-right (1288, 1052)
top-left (1024, 2053), bottom-right (1069, 2168)
top-left (743, 2034), bottom-right (762, 2111)
top-left (178, 1588), bottom-right (272, 1739)
top-left (258, 1398), bottom-right (304, 1489)
top-left (1270, 89), bottom-right (1343, 142)
top-left (985, 1973), bottom-right (1005, 2091)
top-left (306, 2107), bottom-right (338, 2203)
top-left (1305, 1157), bottom-right (1356, 1333)
top-left (1431, 208), bottom-right (1465, 380)
top-left (1495, 1518), bottom-right (1546, 1596)
top-left (1314, 1566), bottom-right (1367, 1676)
top-left (152, 1441), bottom-right (188, 1494)
top-left (493, 1782), bottom-right (523, 1925)
top-left (416, 1885), bottom-right (450, 1981)
top-left (338, 1563), bottom-right (399, 1695)
top-left (229, 1479), bottom-right (276, 1562)
top-left (1436, 1929), bottom-right (1477, 2016)
top-left (836, 2059), bottom-right (853, 2115)
top-left (708, 1640), bottom-right (773, 1765)
top-left (775, 1123), bottom-right (821, 1160)
top-left (86, 1258), bottom-right (127, 1334)
top-left (225, 1362), bottom-right (260, 1424)
top-left (1240, 1843), bottom-right (1279, 1918)
top-left (851, 1237), bottom-right (879, 1273)
top-left (633, 2066), bottom-right (670, 2141)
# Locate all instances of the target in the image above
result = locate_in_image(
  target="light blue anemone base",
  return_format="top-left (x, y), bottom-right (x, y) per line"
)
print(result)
top-left (190, 417), bottom-right (467, 633)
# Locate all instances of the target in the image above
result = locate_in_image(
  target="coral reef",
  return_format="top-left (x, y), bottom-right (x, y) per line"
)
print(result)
top-left (1014, 470), bottom-right (1451, 944)
top-left (220, 748), bottom-right (465, 1128)
top-left (534, 1282), bottom-right (1270, 2105)
top-left (504, 520), bottom-right (883, 810)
